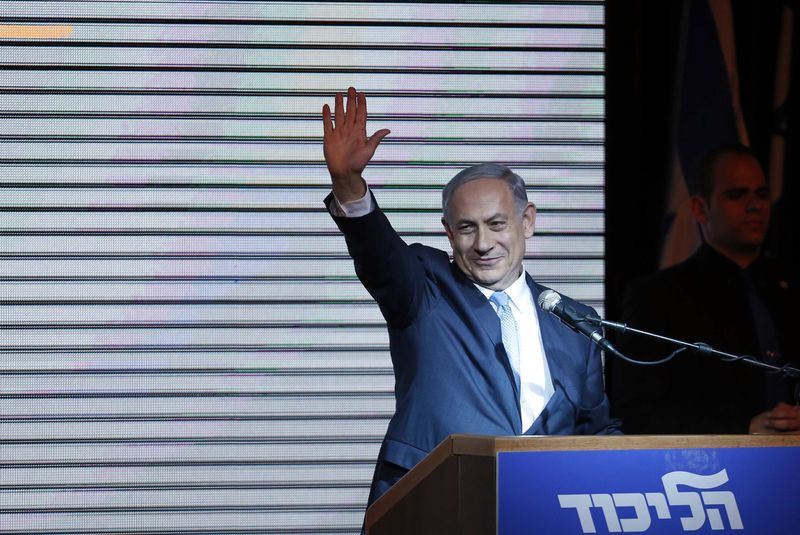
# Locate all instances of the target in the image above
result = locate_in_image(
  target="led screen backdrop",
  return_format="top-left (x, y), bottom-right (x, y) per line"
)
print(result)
top-left (0, 1), bottom-right (604, 533)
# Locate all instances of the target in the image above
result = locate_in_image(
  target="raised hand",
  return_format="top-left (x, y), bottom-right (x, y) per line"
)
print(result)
top-left (322, 87), bottom-right (390, 202)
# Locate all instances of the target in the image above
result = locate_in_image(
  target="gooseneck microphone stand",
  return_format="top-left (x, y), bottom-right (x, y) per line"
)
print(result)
top-left (584, 316), bottom-right (800, 380)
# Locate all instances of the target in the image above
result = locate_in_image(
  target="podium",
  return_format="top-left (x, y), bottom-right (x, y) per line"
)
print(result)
top-left (365, 434), bottom-right (800, 534)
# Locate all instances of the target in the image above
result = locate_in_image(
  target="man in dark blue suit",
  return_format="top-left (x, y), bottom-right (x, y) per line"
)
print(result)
top-left (322, 87), bottom-right (621, 514)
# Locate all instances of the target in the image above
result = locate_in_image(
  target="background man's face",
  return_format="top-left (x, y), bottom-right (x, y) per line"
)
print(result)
top-left (443, 178), bottom-right (535, 291)
top-left (693, 153), bottom-right (770, 258)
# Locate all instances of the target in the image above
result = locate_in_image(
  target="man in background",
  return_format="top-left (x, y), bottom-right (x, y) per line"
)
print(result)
top-left (609, 144), bottom-right (799, 434)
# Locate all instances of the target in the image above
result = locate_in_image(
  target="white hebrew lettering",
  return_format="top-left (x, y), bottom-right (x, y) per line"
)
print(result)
top-left (662, 470), bottom-right (730, 531)
top-left (701, 490), bottom-right (743, 530)
top-left (612, 493), bottom-right (651, 532)
top-left (559, 493), bottom-right (596, 533)
top-left (556, 469), bottom-right (743, 533)
top-left (591, 493), bottom-right (622, 532)
top-left (644, 492), bottom-right (671, 519)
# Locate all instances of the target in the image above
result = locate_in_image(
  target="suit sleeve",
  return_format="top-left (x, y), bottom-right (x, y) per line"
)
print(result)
top-left (324, 192), bottom-right (431, 327)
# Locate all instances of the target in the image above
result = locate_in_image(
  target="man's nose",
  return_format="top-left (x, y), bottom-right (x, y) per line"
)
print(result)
top-left (473, 226), bottom-right (492, 252)
top-left (745, 192), bottom-right (767, 211)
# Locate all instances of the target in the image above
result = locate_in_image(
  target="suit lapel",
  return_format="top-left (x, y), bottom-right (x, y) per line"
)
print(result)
top-left (451, 262), bottom-right (520, 412)
top-left (451, 261), bottom-right (503, 347)
top-left (526, 276), bottom-right (579, 395)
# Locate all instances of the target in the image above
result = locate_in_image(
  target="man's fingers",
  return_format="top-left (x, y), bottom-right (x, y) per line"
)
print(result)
top-left (764, 407), bottom-right (800, 431)
top-left (346, 86), bottom-right (358, 125)
top-left (323, 87), bottom-right (386, 178)
top-left (367, 129), bottom-right (391, 153)
top-left (334, 91), bottom-right (344, 126)
top-left (322, 104), bottom-right (333, 137)
top-left (768, 403), bottom-right (800, 419)
top-left (767, 418), bottom-right (800, 431)
top-left (356, 90), bottom-right (367, 127)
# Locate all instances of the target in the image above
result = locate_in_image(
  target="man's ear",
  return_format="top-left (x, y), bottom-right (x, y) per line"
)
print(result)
top-left (689, 195), bottom-right (708, 224)
top-left (522, 203), bottom-right (536, 238)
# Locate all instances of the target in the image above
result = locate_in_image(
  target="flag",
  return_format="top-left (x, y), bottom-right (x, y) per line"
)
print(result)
top-left (764, 4), bottom-right (795, 271)
top-left (659, 0), bottom-right (748, 268)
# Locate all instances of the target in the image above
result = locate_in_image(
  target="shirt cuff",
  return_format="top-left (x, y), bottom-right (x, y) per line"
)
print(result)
top-left (329, 187), bottom-right (375, 217)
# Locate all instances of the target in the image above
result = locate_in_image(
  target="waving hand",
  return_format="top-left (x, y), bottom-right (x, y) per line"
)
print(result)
top-left (322, 87), bottom-right (390, 202)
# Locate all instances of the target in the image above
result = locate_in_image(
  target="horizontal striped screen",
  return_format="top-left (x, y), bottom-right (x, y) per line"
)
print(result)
top-left (0, 2), bottom-right (604, 533)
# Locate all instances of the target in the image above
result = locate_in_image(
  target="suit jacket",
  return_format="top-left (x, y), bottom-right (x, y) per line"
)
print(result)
top-left (326, 193), bottom-right (621, 503)
top-left (608, 244), bottom-right (797, 434)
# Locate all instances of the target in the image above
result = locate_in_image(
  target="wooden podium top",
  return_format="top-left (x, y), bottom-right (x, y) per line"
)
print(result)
top-left (449, 432), bottom-right (800, 455)
top-left (366, 433), bottom-right (800, 530)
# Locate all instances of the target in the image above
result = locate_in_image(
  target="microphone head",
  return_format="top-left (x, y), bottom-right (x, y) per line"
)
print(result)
top-left (537, 289), bottom-right (562, 312)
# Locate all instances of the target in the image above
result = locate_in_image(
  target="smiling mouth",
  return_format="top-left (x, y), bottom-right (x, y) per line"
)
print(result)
top-left (473, 257), bottom-right (501, 267)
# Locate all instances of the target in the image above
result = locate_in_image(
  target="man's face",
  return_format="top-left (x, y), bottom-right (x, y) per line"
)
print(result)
top-left (442, 178), bottom-right (535, 291)
top-left (691, 153), bottom-right (770, 261)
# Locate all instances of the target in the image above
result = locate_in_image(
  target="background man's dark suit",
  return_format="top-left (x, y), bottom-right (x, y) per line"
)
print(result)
top-left (609, 243), bottom-right (797, 434)
top-left (326, 194), bottom-right (621, 504)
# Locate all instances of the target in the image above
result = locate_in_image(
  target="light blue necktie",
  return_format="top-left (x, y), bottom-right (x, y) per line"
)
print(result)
top-left (490, 291), bottom-right (521, 394)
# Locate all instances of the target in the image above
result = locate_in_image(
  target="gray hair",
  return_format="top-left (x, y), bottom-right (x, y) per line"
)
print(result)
top-left (441, 163), bottom-right (528, 223)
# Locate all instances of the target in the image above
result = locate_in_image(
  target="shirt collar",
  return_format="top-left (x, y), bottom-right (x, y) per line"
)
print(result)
top-left (475, 270), bottom-right (529, 310)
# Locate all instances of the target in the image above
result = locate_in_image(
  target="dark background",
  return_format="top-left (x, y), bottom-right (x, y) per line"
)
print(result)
top-left (605, 0), bottom-right (799, 324)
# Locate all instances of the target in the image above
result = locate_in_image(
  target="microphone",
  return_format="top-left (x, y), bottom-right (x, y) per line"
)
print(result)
top-left (537, 289), bottom-right (621, 356)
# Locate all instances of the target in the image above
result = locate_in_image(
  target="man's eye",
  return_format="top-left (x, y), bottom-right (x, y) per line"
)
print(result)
top-left (490, 221), bottom-right (507, 229)
top-left (458, 225), bottom-right (474, 234)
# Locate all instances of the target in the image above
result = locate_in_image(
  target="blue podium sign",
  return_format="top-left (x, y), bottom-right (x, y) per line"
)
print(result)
top-left (498, 446), bottom-right (800, 534)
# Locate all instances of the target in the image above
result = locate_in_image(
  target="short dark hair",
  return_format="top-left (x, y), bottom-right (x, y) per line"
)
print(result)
top-left (689, 144), bottom-right (762, 200)
top-left (441, 163), bottom-right (528, 223)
